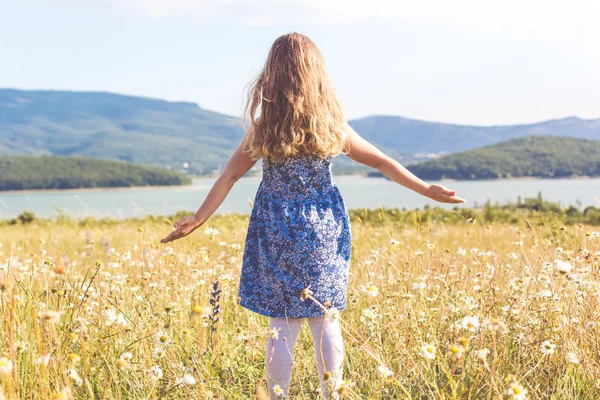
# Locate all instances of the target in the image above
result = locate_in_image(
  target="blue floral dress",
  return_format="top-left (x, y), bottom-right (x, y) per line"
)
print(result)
top-left (237, 154), bottom-right (352, 318)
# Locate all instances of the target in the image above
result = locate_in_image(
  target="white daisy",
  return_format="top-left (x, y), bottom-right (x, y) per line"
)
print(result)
top-left (361, 284), bottom-right (379, 297)
top-left (150, 365), bottom-right (163, 380)
top-left (420, 343), bottom-right (436, 360)
top-left (460, 315), bottom-right (480, 332)
top-left (377, 364), bottom-right (394, 378)
top-left (540, 340), bottom-right (556, 355)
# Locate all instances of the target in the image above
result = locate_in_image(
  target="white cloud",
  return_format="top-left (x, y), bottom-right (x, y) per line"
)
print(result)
top-left (16, 0), bottom-right (600, 38)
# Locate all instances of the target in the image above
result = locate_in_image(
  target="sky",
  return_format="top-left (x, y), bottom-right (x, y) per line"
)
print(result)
top-left (1, 0), bottom-right (599, 125)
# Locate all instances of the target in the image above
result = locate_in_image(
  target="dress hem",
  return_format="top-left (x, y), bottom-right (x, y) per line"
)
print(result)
top-left (237, 299), bottom-right (346, 319)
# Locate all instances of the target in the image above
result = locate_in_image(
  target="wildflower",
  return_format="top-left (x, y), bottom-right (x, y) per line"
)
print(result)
top-left (178, 373), bottom-right (196, 385)
top-left (460, 315), bottom-right (480, 332)
top-left (475, 348), bottom-right (490, 361)
top-left (0, 357), bottom-right (13, 375)
top-left (14, 341), bottom-right (27, 353)
top-left (67, 353), bottom-right (80, 364)
top-left (390, 238), bottom-right (400, 246)
top-left (268, 327), bottom-right (281, 340)
top-left (565, 352), bottom-right (579, 364)
top-left (191, 304), bottom-right (212, 318)
top-left (377, 364), bottom-right (394, 378)
top-left (484, 317), bottom-right (506, 332)
top-left (105, 308), bottom-right (127, 327)
top-left (337, 379), bottom-right (355, 397)
top-left (505, 380), bottom-right (528, 400)
top-left (361, 284), bottom-right (379, 298)
top-left (272, 384), bottom-right (285, 397)
top-left (458, 337), bottom-right (469, 349)
top-left (540, 340), bottom-right (555, 355)
top-left (153, 347), bottom-right (166, 359)
top-left (34, 354), bottom-right (51, 366)
top-left (426, 241), bottom-right (436, 250)
top-left (414, 250), bottom-right (424, 256)
top-left (420, 343), bottom-right (436, 359)
top-left (449, 344), bottom-right (465, 359)
top-left (457, 247), bottom-right (466, 256)
top-left (325, 307), bottom-right (340, 323)
top-left (150, 365), bottom-right (163, 380)
top-left (155, 331), bottom-right (171, 346)
top-left (68, 368), bottom-right (83, 386)
top-left (360, 307), bottom-right (379, 324)
top-left (410, 282), bottom-right (426, 291)
top-left (555, 260), bottom-right (573, 274)
top-left (204, 227), bottom-right (219, 238)
top-left (120, 352), bottom-right (133, 362)
top-left (300, 286), bottom-right (313, 301)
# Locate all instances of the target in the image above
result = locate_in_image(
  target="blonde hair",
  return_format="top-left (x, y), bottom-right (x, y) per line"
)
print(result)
top-left (242, 33), bottom-right (347, 162)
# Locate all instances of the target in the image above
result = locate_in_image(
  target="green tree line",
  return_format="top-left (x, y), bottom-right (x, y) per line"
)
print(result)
top-left (407, 136), bottom-right (600, 180)
top-left (0, 155), bottom-right (191, 191)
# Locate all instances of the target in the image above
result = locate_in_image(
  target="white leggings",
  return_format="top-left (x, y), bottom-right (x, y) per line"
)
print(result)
top-left (265, 315), bottom-right (345, 399)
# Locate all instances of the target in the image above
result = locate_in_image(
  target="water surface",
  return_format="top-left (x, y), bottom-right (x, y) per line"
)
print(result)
top-left (0, 177), bottom-right (598, 219)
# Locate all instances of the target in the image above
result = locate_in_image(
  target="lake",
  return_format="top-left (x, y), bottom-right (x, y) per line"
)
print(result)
top-left (0, 177), bottom-right (598, 220)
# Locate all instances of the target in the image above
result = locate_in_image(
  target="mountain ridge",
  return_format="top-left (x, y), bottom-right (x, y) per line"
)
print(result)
top-left (1, 88), bottom-right (599, 174)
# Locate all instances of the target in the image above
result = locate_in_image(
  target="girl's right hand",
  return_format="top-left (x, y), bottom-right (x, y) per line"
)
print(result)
top-left (160, 215), bottom-right (202, 243)
top-left (424, 184), bottom-right (466, 204)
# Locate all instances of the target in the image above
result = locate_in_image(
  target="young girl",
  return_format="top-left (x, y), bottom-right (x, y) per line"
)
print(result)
top-left (161, 33), bottom-right (465, 399)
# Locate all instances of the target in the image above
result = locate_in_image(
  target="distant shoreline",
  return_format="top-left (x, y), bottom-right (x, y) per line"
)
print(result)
top-left (0, 174), bottom-right (598, 195)
top-left (438, 175), bottom-right (594, 182)
top-left (0, 183), bottom-right (197, 196)
top-left (367, 172), bottom-right (595, 182)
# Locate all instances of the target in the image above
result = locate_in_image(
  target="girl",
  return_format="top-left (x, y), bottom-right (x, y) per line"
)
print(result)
top-left (161, 33), bottom-right (465, 399)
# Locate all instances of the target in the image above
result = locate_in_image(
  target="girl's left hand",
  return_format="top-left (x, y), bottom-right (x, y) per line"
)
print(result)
top-left (160, 215), bottom-right (202, 243)
top-left (424, 184), bottom-right (467, 204)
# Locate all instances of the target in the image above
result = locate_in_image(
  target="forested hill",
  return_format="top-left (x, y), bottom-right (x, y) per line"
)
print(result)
top-left (0, 89), bottom-right (244, 175)
top-left (347, 115), bottom-right (600, 162)
top-left (0, 156), bottom-right (192, 191)
top-left (2, 89), bottom-right (599, 174)
top-left (406, 136), bottom-right (600, 180)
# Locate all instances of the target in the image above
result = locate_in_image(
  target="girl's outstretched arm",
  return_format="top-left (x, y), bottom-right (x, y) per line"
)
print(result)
top-left (343, 124), bottom-right (466, 204)
top-left (161, 143), bottom-right (257, 243)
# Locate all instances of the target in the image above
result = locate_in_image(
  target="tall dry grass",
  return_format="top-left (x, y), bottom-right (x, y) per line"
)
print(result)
top-left (0, 213), bottom-right (599, 399)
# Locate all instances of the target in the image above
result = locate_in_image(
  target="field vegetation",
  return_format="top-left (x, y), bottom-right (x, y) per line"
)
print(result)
top-left (0, 200), bottom-right (599, 399)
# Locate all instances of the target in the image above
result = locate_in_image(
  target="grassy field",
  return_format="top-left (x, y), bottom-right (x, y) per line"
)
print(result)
top-left (0, 209), bottom-right (599, 399)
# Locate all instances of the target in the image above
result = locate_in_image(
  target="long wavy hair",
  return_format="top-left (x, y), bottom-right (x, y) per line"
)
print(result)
top-left (242, 33), bottom-right (347, 162)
